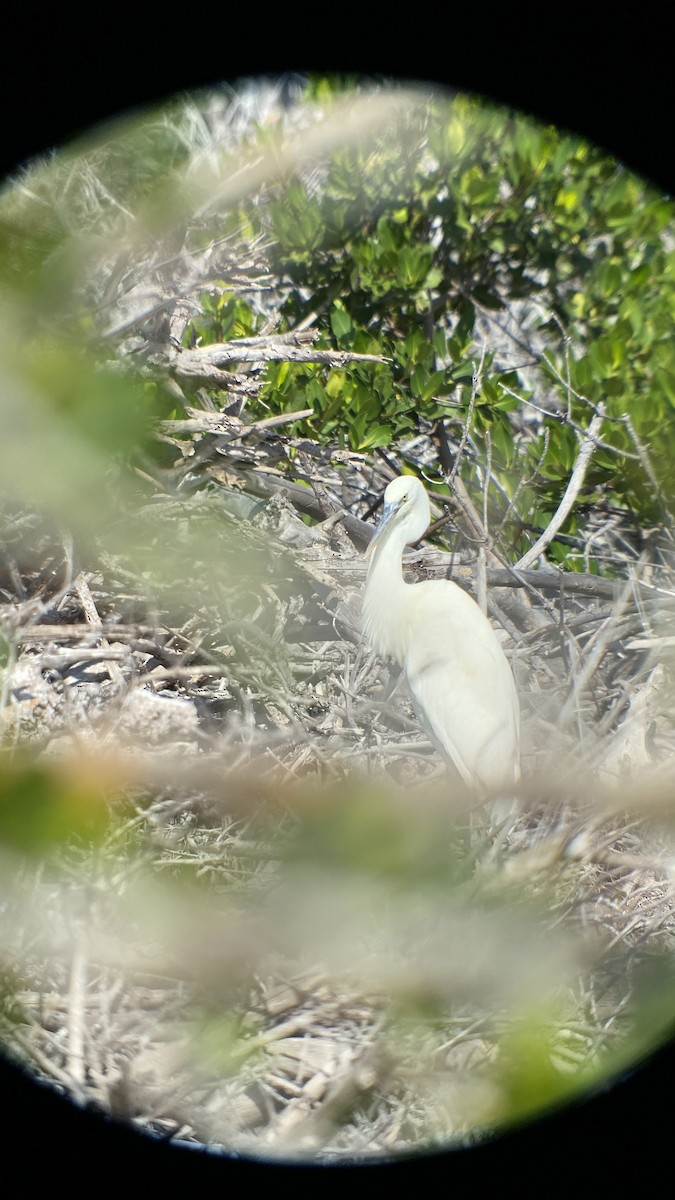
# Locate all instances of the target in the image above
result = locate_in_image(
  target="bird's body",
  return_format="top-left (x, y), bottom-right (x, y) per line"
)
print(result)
top-left (363, 476), bottom-right (520, 795)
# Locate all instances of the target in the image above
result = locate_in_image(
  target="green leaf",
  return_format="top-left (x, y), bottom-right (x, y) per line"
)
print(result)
top-left (330, 303), bottom-right (353, 341)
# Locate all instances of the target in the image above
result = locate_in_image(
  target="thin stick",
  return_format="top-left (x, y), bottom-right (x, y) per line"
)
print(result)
top-left (67, 943), bottom-right (87, 1101)
top-left (557, 568), bottom-right (637, 731)
top-left (515, 405), bottom-right (606, 571)
top-left (75, 573), bottom-right (124, 686)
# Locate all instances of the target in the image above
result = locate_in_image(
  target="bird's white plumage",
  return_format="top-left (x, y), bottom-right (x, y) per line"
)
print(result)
top-left (363, 476), bottom-right (520, 794)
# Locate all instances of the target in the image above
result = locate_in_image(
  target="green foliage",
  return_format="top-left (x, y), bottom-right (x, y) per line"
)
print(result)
top-left (187, 289), bottom-right (262, 346)
top-left (5, 82), bottom-right (672, 568)
top-left (286, 782), bottom-right (474, 886)
top-left (490, 1008), bottom-right (598, 1129)
top-left (184, 87), bottom-right (675, 567)
top-left (0, 758), bottom-right (110, 853)
top-left (0, 106), bottom-right (192, 298)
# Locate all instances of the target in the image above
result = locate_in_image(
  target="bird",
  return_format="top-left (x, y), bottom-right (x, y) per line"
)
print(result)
top-left (363, 475), bottom-right (520, 796)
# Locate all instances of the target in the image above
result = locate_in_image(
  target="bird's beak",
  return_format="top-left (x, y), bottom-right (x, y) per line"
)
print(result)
top-left (365, 499), bottom-right (400, 556)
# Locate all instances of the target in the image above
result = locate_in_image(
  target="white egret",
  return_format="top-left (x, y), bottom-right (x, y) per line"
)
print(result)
top-left (363, 476), bottom-right (520, 795)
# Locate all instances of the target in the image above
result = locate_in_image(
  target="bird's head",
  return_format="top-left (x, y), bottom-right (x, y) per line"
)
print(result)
top-left (366, 475), bottom-right (431, 555)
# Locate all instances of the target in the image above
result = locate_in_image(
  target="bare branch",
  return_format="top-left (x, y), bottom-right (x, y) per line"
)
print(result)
top-left (161, 407), bottom-right (314, 437)
top-left (172, 340), bottom-right (387, 371)
top-left (75, 571), bottom-right (124, 685)
top-left (515, 405), bottom-right (606, 571)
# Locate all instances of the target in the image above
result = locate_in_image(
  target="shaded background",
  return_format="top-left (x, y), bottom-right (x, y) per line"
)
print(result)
top-left (2, 0), bottom-right (674, 1185)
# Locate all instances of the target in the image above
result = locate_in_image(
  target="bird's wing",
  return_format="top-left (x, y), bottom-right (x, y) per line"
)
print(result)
top-left (404, 582), bottom-right (520, 792)
top-left (407, 658), bottom-right (519, 790)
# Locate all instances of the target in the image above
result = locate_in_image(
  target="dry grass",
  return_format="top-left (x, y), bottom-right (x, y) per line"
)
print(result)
top-left (2, 465), bottom-right (675, 1160)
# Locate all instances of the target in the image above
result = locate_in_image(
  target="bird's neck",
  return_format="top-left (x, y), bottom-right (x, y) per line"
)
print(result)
top-left (363, 533), bottom-right (413, 664)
